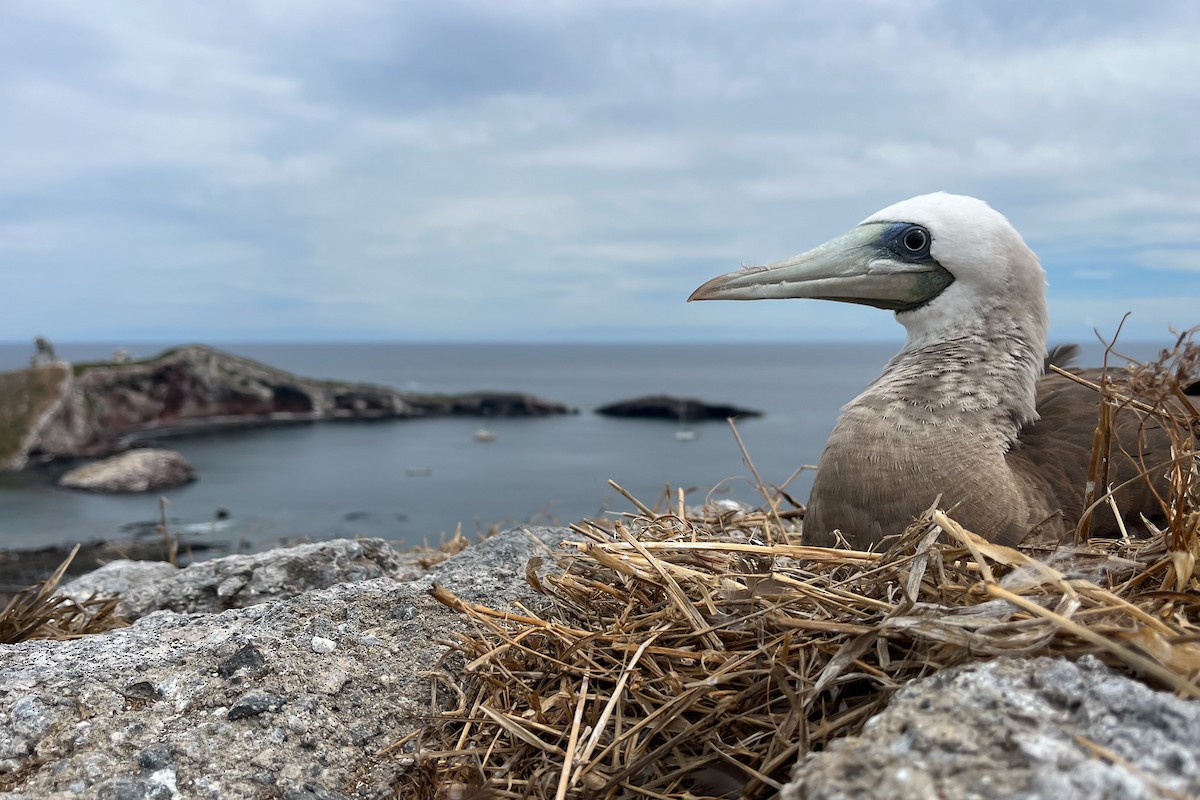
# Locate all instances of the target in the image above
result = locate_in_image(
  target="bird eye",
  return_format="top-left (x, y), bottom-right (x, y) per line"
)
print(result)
top-left (901, 227), bottom-right (929, 253)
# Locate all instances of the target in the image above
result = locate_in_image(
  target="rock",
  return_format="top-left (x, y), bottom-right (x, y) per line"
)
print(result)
top-left (57, 560), bottom-right (178, 601)
top-left (0, 526), bottom-right (577, 799)
top-left (13, 528), bottom-right (1195, 800)
top-left (58, 449), bottom-right (197, 493)
top-left (29, 337), bottom-right (58, 368)
top-left (595, 394), bottom-right (762, 421)
top-left (60, 538), bottom-right (423, 620)
top-left (782, 655), bottom-right (1200, 800)
top-left (406, 391), bottom-right (573, 417)
top-left (0, 539), bottom-right (221, 603)
top-left (227, 690), bottom-right (286, 720)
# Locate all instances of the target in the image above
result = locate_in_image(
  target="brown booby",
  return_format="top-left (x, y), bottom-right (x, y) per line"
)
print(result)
top-left (689, 193), bottom-right (1194, 548)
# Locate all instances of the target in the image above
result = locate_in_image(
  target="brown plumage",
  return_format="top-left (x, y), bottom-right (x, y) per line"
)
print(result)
top-left (690, 193), bottom-right (1196, 549)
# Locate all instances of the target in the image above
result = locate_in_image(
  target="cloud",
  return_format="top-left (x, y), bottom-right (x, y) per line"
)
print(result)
top-left (1136, 249), bottom-right (1200, 273)
top-left (0, 1), bottom-right (1197, 342)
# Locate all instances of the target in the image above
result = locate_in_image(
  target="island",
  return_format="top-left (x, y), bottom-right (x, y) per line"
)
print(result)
top-left (0, 343), bottom-right (572, 471)
top-left (595, 393), bottom-right (762, 421)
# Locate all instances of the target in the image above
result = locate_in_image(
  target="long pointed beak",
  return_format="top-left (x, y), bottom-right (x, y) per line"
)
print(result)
top-left (688, 223), bottom-right (952, 312)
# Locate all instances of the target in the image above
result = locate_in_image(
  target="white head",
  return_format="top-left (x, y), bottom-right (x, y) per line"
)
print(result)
top-left (690, 192), bottom-right (1049, 352)
top-left (864, 193), bottom-right (1047, 349)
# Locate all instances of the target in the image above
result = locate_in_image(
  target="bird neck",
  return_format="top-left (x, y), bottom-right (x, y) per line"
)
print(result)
top-left (854, 309), bottom-right (1046, 446)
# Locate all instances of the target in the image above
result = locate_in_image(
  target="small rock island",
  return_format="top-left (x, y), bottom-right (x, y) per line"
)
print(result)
top-left (58, 448), bottom-right (198, 493)
top-left (596, 394), bottom-right (762, 421)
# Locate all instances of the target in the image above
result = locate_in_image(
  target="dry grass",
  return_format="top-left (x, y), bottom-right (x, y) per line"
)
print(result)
top-left (1053, 324), bottom-right (1200, 548)
top-left (396, 336), bottom-right (1200, 800)
top-left (401, 503), bottom-right (1200, 799)
top-left (405, 526), bottom-right (493, 571)
top-left (0, 544), bottom-right (127, 644)
top-left (1122, 329), bottom-right (1200, 550)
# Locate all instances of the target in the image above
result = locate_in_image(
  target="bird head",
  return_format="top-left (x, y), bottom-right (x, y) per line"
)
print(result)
top-left (689, 192), bottom-right (1048, 347)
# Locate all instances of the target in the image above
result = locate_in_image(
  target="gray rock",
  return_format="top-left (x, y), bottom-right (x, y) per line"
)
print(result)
top-left (58, 449), bottom-right (197, 493)
top-left (426, 525), bottom-right (569, 605)
top-left (227, 690), bottom-right (286, 720)
top-left (58, 560), bottom-right (177, 602)
top-left (783, 655), bottom-right (1200, 800)
top-left (60, 538), bottom-right (424, 620)
top-left (0, 526), bottom-right (573, 799)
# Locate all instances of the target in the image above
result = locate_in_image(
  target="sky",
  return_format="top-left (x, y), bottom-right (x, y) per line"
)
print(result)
top-left (1, 1), bottom-right (1197, 344)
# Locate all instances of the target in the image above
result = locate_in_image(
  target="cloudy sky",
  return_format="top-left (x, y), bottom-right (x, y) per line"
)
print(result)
top-left (2, 1), bottom-right (1197, 343)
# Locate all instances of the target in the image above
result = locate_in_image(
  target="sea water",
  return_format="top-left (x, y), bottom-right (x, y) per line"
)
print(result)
top-left (0, 340), bottom-right (1159, 551)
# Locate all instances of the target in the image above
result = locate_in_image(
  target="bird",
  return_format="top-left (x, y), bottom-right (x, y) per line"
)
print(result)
top-left (689, 192), bottom-right (1195, 549)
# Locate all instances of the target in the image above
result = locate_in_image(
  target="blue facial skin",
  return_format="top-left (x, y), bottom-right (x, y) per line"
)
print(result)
top-left (879, 222), bottom-right (933, 261)
top-left (874, 222), bottom-right (955, 312)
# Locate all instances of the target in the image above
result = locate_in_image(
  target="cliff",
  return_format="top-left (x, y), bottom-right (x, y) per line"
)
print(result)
top-left (0, 344), bottom-right (569, 469)
top-left (0, 363), bottom-right (73, 470)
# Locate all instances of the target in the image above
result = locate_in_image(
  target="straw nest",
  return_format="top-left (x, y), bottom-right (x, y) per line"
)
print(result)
top-left (397, 335), bottom-right (1199, 800)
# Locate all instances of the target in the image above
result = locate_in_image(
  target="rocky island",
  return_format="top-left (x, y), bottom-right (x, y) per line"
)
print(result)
top-left (57, 448), bottom-right (199, 493)
top-left (0, 343), bottom-right (571, 472)
top-left (596, 393), bottom-right (762, 421)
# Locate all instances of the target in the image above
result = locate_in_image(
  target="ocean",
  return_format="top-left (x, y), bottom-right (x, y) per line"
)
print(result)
top-left (0, 340), bottom-right (1160, 552)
